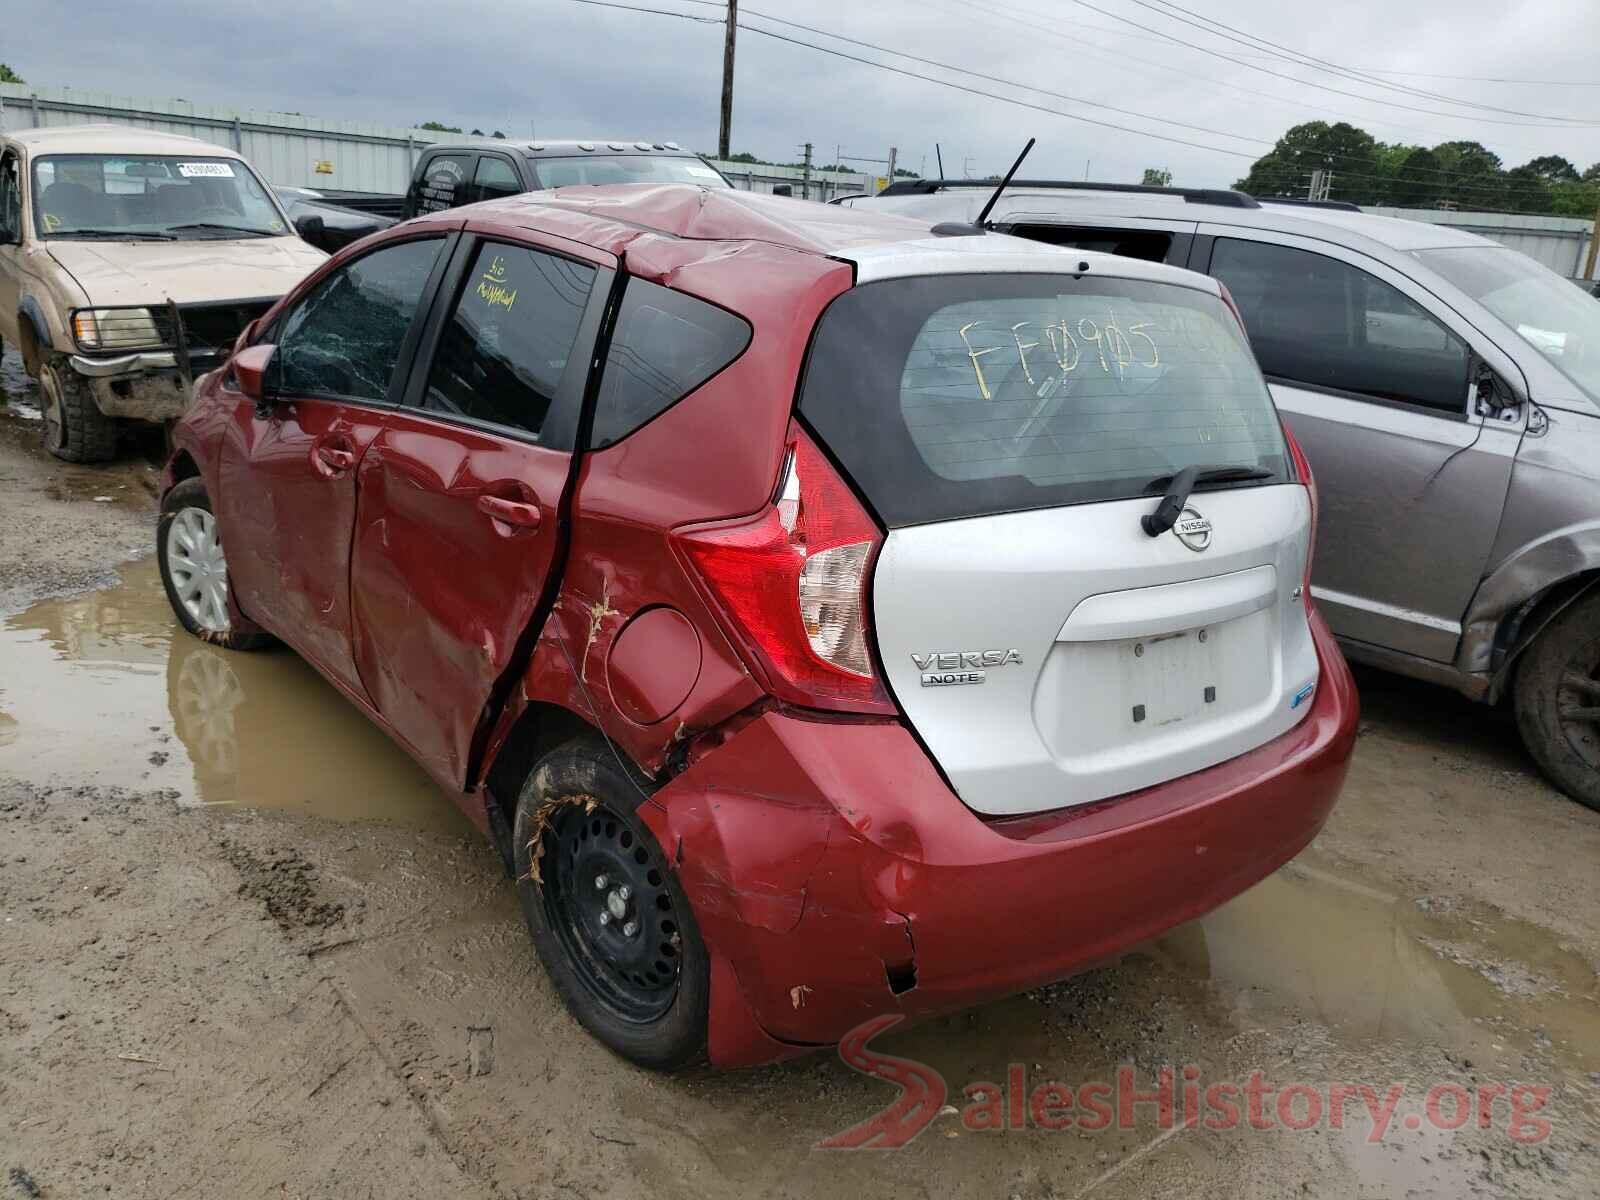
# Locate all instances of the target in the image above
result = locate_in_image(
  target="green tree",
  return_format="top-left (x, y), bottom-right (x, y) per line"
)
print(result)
top-left (1520, 154), bottom-right (1580, 184)
top-left (1503, 165), bottom-right (1553, 214)
top-left (1141, 167), bottom-right (1172, 187)
top-left (418, 121), bottom-right (463, 133)
top-left (1234, 121), bottom-right (1379, 203)
top-left (0, 63), bottom-right (23, 84)
top-left (492, 130), bottom-right (506, 139)
top-left (1388, 147), bottom-right (1445, 208)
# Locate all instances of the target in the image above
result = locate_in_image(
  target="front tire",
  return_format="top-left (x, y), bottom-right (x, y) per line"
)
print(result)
top-left (157, 478), bottom-right (272, 651)
top-left (39, 355), bottom-right (117, 463)
top-left (513, 738), bottom-right (710, 1071)
top-left (1514, 591), bottom-right (1600, 811)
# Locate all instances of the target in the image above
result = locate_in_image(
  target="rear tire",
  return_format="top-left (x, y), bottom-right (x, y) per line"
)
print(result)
top-left (157, 478), bottom-right (272, 651)
top-left (512, 737), bottom-right (709, 1071)
top-left (1513, 591), bottom-right (1600, 812)
top-left (39, 355), bottom-right (117, 463)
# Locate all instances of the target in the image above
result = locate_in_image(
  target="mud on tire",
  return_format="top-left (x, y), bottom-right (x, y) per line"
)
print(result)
top-left (1513, 590), bottom-right (1600, 812)
top-left (512, 737), bottom-right (710, 1071)
top-left (157, 478), bottom-right (273, 651)
top-left (40, 355), bottom-right (117, 463)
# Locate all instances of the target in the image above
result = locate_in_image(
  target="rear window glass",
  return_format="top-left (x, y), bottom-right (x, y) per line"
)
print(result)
top-left (591, 278), bottom-right (750, 448)
top-left (799, 274), bottom-right (1289, 528)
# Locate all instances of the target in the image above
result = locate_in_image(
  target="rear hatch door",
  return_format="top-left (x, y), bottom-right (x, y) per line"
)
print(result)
top-left (799, 264), bottom-right (1317, 817)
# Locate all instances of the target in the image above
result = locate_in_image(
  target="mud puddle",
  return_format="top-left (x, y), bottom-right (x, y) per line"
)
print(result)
top-left (0, 559), bottom-right (468, 833)
top-left (0, 347), bottom-right (42, 422)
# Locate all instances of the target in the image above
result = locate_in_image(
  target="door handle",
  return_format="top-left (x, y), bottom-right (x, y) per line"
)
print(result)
top-left (477, 493), bottom-right (542, 530)
top-left (316, 445), bottom-right (356, 472)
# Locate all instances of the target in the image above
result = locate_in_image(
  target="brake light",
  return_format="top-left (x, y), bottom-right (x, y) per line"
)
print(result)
top-left (672, 425), bottom-right (895, 715)
top-left (1282, 418), bottom-right (1319, 605)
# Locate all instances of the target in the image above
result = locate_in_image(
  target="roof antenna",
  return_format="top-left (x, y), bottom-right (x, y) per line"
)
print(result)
top-left (935, 142), bottom-right (945, 180)
top-left (931, 137), bottom-right (1034, 238)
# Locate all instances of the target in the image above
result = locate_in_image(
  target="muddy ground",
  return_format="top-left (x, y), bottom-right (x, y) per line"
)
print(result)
top-left (2, 349), bottom-right (1599, 1198)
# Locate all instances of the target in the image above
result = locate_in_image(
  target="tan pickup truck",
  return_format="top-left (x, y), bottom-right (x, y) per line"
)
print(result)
top-left (0, 123), bottom-right (326, 460)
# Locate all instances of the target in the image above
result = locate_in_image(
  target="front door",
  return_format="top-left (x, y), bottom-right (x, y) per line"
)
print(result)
top-left (350, 234), bottom-right (612, 786)
top-left (1201, 230), bottom-right (1523, 663)
top-left (216, 234), bottom-right (449, 694)
top-left (0, 148), bottom-right (25, 345)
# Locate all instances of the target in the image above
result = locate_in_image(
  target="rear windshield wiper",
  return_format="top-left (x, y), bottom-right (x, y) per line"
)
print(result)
top-left (1141, 464), bottom-right (1274, 537)
top-left (166, 222), bottom-right (279, 238)
top-left (48, 228), bottom-right (176, 241)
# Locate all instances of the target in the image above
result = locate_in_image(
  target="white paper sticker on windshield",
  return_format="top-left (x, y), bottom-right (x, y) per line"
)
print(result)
top-left (177, 161), bottom-right (236, 178)
top-left (684, 164), bottom-right (720, 179)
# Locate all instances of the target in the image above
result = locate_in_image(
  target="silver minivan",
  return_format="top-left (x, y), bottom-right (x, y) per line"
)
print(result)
top-left (849, 181), bottom-right (1600, 809)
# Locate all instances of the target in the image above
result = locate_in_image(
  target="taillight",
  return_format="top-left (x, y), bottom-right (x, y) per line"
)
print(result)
top-left (672, 425), bottom-right (895, 715)
top-left (1281, 418), bottom-right (1319, 605)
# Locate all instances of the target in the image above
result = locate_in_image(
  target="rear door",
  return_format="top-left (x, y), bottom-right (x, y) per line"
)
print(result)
top-left (216, 234), bottom-right (449, 695)
top-left (1198, 229), bottom-right (1523, 662)
top-left (348, 231), bottom-right (613, 787)
top-left (799, 269), bottom-right (1317, 817)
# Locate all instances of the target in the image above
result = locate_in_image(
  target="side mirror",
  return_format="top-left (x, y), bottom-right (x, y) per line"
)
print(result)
top-left (771, 184), bottom-right (792, 197)
top-left (232, 343), bottom-right (276, 407)
top-left (294, 213), bottom-right (326, 246)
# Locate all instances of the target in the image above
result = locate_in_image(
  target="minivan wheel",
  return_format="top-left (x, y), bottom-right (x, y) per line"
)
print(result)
top-left (39, 356), bottom-right (117, 463)
top-left (157, 478), bottom-right (272, 651)
top-left (512, 738), bottom-right (709, 1070)
top-left (1513, 591), bottom-right (1600, 812)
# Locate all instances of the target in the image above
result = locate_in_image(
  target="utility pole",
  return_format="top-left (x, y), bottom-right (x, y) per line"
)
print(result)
top-left (1586, 195), bottom-right (1600, 282)
top-left (718, 0), bottom-right (737, 160)
top-left (801, 141), bottom-right (812, 201)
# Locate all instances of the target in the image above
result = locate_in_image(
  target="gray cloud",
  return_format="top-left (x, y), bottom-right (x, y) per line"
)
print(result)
top-left (7, 0), bottom-right (1600, 187)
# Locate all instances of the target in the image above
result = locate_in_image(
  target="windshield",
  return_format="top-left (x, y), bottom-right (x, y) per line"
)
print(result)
top-left (1416, 245), bottom-right (1600, 404)
top-left (530, 155), bottom-right (728, 189)
top-left (31, 154), bottom-right (289, 240)
top-left (799, 274), bottom-right (1289, 527)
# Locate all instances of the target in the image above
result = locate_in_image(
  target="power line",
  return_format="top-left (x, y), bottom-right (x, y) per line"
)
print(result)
top-left (1061, 0), bottom-right (1600, 128)
top-left (560, 0), bottom-right (722, 20)
top-left (1125, 0), bottom-right (1598, 123)
top-left (740, 6), bottom-right (1268, 145)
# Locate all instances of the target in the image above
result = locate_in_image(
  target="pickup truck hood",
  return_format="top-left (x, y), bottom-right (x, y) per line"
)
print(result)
top-left (48, 236), bottom-right (327, 308)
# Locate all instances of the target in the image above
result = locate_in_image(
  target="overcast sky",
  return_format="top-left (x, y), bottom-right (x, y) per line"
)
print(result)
top-left (8, 0), bottom-right (1600, 187)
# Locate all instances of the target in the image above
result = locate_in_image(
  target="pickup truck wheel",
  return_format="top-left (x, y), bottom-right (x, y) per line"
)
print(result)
top-left (1514, 591), bottom-right (1600, 811)
top-left (512, 738), bottom-right (709, 1070)
top-left (157, 478), bottom-right (272, 651)
top-left (39, 356), bottom-right (117, 463)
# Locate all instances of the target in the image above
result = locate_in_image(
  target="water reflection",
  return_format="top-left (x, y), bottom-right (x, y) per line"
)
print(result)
top-left (0, 559), bottom-right (467, 832)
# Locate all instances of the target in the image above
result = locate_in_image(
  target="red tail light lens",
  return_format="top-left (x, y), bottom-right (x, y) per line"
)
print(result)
top-left (672, 426), bottom-right (895, 715)
top-left (1281, 418), bottom-right (1318, 604)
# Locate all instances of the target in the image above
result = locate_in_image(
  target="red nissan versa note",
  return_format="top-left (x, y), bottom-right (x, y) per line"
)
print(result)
top-left (157, 184), bottom-right (1357, 1069)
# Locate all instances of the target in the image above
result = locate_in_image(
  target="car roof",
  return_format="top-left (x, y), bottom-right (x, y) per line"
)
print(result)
top-left (419, 138), bottom-right (697, 158)
top-left (456, 184), bottom-right (1222, 292)
top-left (4, 122), bottom-right (242, 159)
top-left (860, 184), bottom-right (1495, 254)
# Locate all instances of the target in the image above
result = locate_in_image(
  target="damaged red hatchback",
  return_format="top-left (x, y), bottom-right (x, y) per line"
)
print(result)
top-left (158, 185), bottom-right (1358, 1069)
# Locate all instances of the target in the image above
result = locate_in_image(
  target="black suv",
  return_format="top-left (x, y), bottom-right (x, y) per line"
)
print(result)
top-left (401, 139), bottom-right (729, 219)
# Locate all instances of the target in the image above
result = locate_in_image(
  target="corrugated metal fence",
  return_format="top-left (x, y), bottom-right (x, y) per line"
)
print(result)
top-left (0, 82), bottom-right (877, 201)
top-left (1362, 206), bottom-right (1596, 279)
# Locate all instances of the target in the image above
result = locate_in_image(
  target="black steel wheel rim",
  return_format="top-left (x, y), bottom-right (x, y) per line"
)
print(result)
top-left (541, 802), bottom-right (682, 1023)
top-left (1556, 641), bottom-right (1600, 771)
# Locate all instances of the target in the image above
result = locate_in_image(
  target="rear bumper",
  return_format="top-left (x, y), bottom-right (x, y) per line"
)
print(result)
top-left (642, 610), bottom-right (1359, 1067)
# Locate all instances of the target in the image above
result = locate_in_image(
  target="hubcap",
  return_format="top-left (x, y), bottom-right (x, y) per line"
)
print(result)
top-left (541, 803), bottom-right (682, 1023)
top-left (1556, 647), bottom-right (1600, 772)
top-left (165, 507), bottom-right (232, 634)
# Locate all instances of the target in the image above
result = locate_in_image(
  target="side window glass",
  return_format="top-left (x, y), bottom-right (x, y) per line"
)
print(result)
top-left (422, 241), bottom-right (596, 437)
top-left (0, 153), bottom-right (20, 240)
top-left (592, 279), bottom-right (751, 448)
top-left (273, 238), bottom-right (443, 401)
top-left (472, 156), bottom-right (522, 203)
top-left (412, 154), bottom-right (474, 214)
top-left (1211, 238), bottom-right (1470, 413)
top-left (1009, 224), bottom-right (1173, 264)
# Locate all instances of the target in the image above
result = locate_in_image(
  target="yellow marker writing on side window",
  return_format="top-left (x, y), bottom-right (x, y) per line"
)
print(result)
top-left (43, 212), bottom-right (60, 232)
top-left (475, 254), bottom-right (518, 311)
